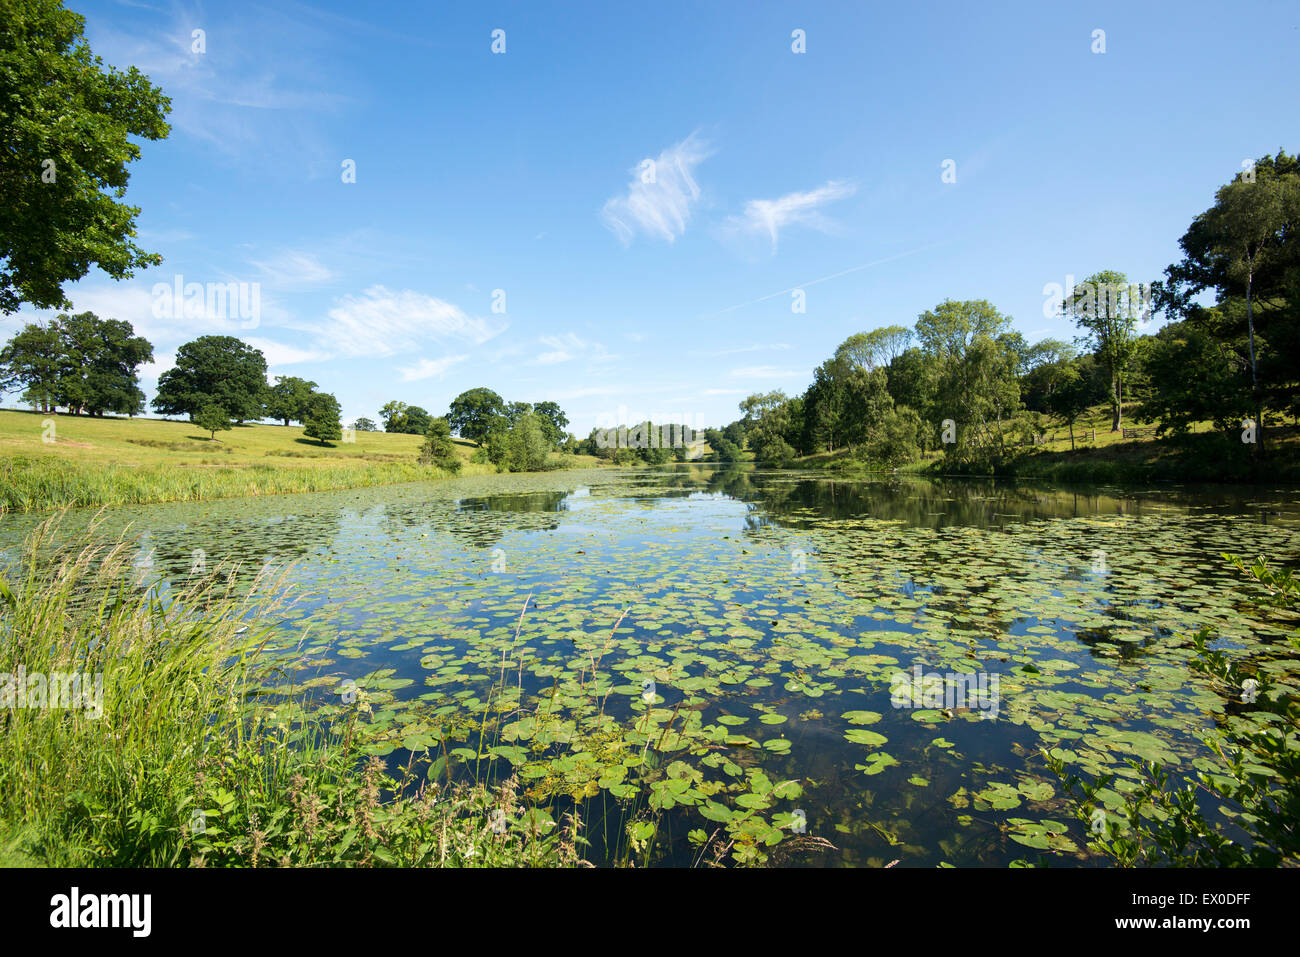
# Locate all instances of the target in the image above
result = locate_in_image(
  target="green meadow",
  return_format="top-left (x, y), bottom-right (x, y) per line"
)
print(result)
top-left (0, 409), bottom-right (604, 511)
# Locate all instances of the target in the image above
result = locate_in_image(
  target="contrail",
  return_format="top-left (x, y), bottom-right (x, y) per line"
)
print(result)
top-left (698, 238), bottom-right (955, 319)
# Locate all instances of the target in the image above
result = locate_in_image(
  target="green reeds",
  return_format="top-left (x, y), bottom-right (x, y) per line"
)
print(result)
top-left (0, 513), bottom-right (573, 867)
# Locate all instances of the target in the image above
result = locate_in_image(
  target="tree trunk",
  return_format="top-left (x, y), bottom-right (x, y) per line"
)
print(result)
top-left (1246, 264), bottom-right (1262, 457)
top-left (1110, 372), bottom-right (1122, 431)
top-left (1069, 420), bottom-right (1075, 451)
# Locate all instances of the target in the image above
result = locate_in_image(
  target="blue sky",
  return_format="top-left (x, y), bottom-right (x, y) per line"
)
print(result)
top-left (8, 0), bottom-right (1298, 433)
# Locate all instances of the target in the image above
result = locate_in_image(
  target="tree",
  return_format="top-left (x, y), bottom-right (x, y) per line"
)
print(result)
top-left (1136, 319), bottom-right (1252, 438)
top-left (885, 347), bottom-right (937, 440)
top-left (447, 387), bottom-right (506, 444)
top-left (194, 403), bottom-right (231, 440)
top-left (0, 0), bottom-right (171, 313)
top-left (0, 321), bottom-right (61, 410)
top-left (703, 429), bottom-right (742, 462)
top-left (1064, 271), bottom-right (1145, 431)
top-left (532, 401), bottom-right (569, 448)
top-left (53, 311), bottom-right (152, 415)
top-left (504, 401), bottom-right (532, 425)
top-left (834, 326), bottom-right (914, 372)
top-left (853, 405), bottom-right (922, 468)
top-left (485, 412), bottom-right (549, 471)
top-left (1159, 153), bottom-right (1300, 449)
top-left (913, 300), bottom-right (1021, 464)
top-left (402, 406), bottom-right (432, 436)
top-left (418, 417), bottom-right (462, 473)
top-left (303, 392), bottom-right (342, 446)
top-left (378, 400), bottom-right (431, 434)
top-left (915, 299), bottom-right (1011, 363)
top-left (153, 336), bottom-right (267, 422)
top-left (0, 312), bottom-right (151, 414)
top-left (265, 376), bottom-right (318, 426)
top-left (379, 401), bottom-right (410, 432)
top-left (1043, 360), bottom-right (1095, 450)
top-left (740, 390), bottom-right (806, 462)
top-left (352, 417), bottom-right (378, 432)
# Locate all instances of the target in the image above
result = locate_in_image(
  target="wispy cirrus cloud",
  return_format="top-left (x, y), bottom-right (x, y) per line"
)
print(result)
top-left (601, 132), bottom-right (713, 244)
top-left (398, 354), bottom-right (469, 382)
top-left (293, 286), bottom-right (506, 358)
top-left (245, 337), bottom-right (330, 368)
top-left (533, 332), bottom-right (616, 365)
top-left (721, 180), bottom-right (856, 253)
top-left (86, 4), bottom-right (352, 162)
top-left (250, 251), bottom-right (334, 286)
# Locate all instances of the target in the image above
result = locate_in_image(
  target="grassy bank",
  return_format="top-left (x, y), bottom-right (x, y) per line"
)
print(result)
top-left (787, 409), bottom-right (1300, 486)
top-left (0, 409), bottom-right (602, 511)
top-left (1000, 426), bottom-right (1300, 484)
top-left (0, 514), bottom-right (583, 867)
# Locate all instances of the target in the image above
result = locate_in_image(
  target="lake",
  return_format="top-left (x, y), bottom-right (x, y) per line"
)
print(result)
top-left (3, 466), bottom-right (1298, 866)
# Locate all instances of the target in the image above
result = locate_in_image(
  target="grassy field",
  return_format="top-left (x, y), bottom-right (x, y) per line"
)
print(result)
top-left (0, 409), bottom-right (601, 511)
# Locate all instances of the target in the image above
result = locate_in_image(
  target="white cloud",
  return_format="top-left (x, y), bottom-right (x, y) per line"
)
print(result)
top-left (245, 337), bottom-right (330, 368)
top-left (34, 283), bottom-right (269, 346)
top-left (137, 352), bottom-right (176, 383)
top-left (86, 6), bottom-right (358, 164)
top-left (601, 133), bottom-right (713, 244)
top-left (295, 286), bottom-right (506, 358)
top-left (532, 332), bottom-right (616, 366)
top-left (250, 251), bottom-right (334, 286)
top-left (722, 180), bottom-right (856, 253)
top-left (398, 354), bottom-right (468, 382)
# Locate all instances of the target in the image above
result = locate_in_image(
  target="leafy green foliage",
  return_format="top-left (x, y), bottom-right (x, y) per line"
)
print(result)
top-left (485, 412), bottom-right (550, 472)
top-left (194, 403), bottom-right (231, 440)
top-left (1158, 151), bottom-right (1300, 430)
top-left (418, 417), bottom-right (461, 473)
top-left (1064, 270), bottom-right (1146, 431)
top-left (447, 387), bottom-right (506, 444)
top-left (153, 336), bottom-right (268, 423)
top-left (0, 0), bottom-right (172, 313)
top-left (0, 312), bottom-right (152, 414)
top-left (264, 376), bottom-right (318, 427)
top-left (303, 392), bottom-right (342, 446)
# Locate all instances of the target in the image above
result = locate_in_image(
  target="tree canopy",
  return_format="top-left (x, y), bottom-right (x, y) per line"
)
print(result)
top-left (447, 387), bottom-right (507, 444)
top-left (0, 311), bottom-right (151, 414)
top-left (153, 336), bottom-right (267, 423)
top-left (0, 0), bottom-right (172, 313)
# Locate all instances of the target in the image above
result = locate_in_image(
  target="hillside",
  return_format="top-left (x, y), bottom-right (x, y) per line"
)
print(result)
top-left (0, 409), bottom-right (599, 511)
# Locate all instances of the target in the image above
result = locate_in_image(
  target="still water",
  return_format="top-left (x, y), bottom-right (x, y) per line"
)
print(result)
top-left (3, 466), bottom-right (1298, 866)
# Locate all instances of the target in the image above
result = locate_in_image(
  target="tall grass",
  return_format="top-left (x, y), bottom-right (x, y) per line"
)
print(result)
top-left (0, 455), bottom-right (496, 512)
top-left (0, 513), bottom-right (579, 866)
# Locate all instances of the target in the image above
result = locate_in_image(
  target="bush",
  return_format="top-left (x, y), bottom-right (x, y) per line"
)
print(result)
top-left (418, 417), bottom-right (462, 473)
